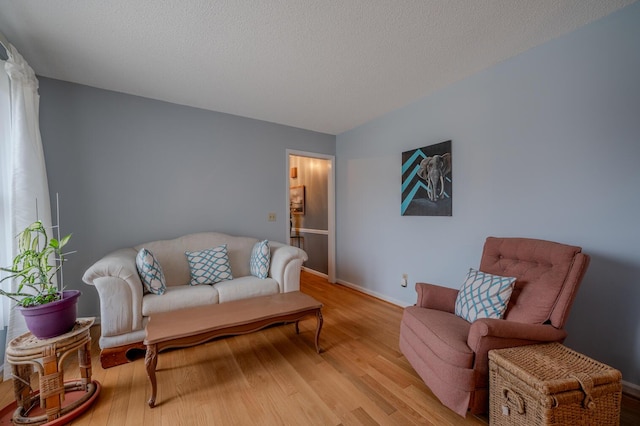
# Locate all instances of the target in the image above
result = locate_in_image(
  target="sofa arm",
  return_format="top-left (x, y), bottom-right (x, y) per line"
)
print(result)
top-left (415, 282), bottom-right (458, 313)
top-left (82, 248), bottom-right (144, 337)
top-left (269, 242), bottom-right (308, 293)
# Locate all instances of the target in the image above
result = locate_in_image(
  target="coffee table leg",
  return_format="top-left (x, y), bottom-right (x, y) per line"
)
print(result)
top-left (145, 344), bottom-right (158, 408)
top-left (315, 309), bottom-right (323, 354)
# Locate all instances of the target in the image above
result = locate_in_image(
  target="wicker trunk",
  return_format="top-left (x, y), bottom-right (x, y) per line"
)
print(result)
top-left (489, 343), bottom-right (622, 426)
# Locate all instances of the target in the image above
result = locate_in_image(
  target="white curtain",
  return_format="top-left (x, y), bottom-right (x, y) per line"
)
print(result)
top-left (0, 51), bottom-right (10, 329)
top-left (1, 40), bottom-right (52, 380)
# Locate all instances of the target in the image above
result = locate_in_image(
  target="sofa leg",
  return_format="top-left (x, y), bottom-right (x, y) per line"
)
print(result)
top-left (100, 342), bottom-right (147, 369)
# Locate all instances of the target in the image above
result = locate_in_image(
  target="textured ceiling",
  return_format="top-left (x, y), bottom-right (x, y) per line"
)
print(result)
top-left (0, 1), bottom-right (635, 135)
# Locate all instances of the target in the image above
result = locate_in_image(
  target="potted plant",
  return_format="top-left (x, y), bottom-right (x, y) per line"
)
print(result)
top-left (0, 220), bottom-right (80, 339)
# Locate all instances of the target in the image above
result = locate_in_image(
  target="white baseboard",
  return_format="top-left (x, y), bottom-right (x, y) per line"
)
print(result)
top-left (335, 278), bottom-right (410, 307)
top-left (301, 267), bottom-right (327, 279)
top-left (623, 380), bottom-right (640, 399)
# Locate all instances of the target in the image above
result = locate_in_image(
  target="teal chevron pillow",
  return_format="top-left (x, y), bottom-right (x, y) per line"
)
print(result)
top-left (186, 245), bottom-right (233, 285)
top-left (454, 268), bottom-right (516, 323)
top-left (250, 240), bottom-right (270, 279)
top-left (135, 248), bottom-right (166, 295)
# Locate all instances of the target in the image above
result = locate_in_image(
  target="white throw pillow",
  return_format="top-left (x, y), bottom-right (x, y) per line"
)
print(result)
top-left (185, 245), bottom-right (234, 285)
top-left (249, 240), bottom-right (270, 279)
top-left (454, 268), bottom-right (516, 323)
top-left (135, 248), bottom-right (166, 295)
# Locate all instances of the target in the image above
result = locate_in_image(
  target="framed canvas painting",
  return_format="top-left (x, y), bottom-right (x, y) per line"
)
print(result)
top-left (401, 140), bottom-right (452, 216)
top-left (290, 185), bottom-right (305, 215)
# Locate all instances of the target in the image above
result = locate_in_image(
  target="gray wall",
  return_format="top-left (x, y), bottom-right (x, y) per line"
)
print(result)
top-left (336, 4), bottom-right (640, 387)
top-left (38, 79), bottom-right (335, 320)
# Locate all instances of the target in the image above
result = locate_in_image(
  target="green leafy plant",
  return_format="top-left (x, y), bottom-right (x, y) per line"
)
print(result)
top-left (0, 220), bottom-right (71, 307)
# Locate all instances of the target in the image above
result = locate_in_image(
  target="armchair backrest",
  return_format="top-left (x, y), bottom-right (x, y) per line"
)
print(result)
top-left (479, 237), bottom-right (590, 328)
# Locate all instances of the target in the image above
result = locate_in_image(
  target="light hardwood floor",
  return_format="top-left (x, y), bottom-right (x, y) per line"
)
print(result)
top-left (1, 271), bottom-right (638, 425)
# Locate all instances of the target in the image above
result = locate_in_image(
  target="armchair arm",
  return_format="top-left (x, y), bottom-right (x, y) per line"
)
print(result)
top-left (468, 318), bottom-right (568, 351)
top-left (269, 242), bottom-right (308, 293)
top-left (415, 282), bottom-right (458, 313)
top-left (467, 318), bottom-right (568, 380)
top-left (82, 248), bottom-right (144, 337)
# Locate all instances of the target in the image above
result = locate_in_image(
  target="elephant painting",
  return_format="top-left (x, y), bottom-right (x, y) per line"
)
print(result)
top-left (417, 153), bottom-right (451, 201)
top-left (401, 140), bottom-right (452, 216)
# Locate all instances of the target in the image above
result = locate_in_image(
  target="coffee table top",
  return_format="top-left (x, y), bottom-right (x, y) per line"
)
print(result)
top-left (144, 291), bottom-right (322, 345)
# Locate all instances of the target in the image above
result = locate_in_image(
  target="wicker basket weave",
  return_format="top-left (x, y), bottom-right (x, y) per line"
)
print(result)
top-left (489, 343), bottom-right (622, 426)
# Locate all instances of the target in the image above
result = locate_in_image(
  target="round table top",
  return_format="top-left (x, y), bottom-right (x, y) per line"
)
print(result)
top-left (6, 317), bottom-right (94, 358)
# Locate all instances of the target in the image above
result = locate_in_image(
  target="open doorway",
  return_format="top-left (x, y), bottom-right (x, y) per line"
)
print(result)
top-left (286, 150), bottom-right (335, 283)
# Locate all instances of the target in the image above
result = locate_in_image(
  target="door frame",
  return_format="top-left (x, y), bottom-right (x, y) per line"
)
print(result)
top-left (285, 149), bottom-right (336, 283)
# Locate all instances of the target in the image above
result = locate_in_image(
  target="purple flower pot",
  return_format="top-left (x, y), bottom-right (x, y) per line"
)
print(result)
top-left (17, 290), bottom-right (81, 339)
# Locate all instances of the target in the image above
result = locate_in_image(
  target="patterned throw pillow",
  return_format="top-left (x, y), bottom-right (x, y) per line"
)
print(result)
top-left (454, 268), bottom-right (516, 323)
top-left (135, 248), bottom-right (166, 295)
top-left (185, 245), bottom-right (233, 285)
top-left (249, 240), bottom-right (270, 279)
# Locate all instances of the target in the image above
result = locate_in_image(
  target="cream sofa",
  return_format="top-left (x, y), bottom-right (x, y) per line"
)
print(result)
top-left (82, 232), bottom-right (307, 368)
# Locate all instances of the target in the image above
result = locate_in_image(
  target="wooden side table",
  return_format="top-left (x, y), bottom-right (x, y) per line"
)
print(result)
top-left (5, 317), bottom-right (100, 425)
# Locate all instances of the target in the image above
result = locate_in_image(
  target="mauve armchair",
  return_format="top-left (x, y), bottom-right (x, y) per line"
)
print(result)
top-left (399, 237), bottom-right (590, 416)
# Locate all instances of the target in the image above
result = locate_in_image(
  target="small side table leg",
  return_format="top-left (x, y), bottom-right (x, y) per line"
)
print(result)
top-left (315, 309), bottom-right (323, 354)
top-left (12, 363), bottom-right (33, 412)
top-left (79, 339), bottom-right (92, 391)
top-left (145, 344), bottom-right (158, 408)
top-left (295, 321), bottom-right (300, 335)
top-left (42, 346), bottom-right (64, 422)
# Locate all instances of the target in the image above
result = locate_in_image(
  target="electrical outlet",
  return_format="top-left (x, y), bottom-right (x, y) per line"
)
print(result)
top-left (268, 212), bottom-right (276, 222)
top-left (401, 273), bottom-right (408, 287)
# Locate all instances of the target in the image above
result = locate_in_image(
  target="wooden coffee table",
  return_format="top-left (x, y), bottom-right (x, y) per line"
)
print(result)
top-left (144, 291), bottom-right (323, 407)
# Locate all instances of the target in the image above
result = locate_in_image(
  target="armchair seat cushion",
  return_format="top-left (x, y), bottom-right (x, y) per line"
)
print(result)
top-left (402, 306), bottom-right (473, 368)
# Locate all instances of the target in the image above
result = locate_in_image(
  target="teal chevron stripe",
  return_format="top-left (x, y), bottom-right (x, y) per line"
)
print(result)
top-left (401, 149), bottom-right (425, 174)
top-left (401, 164), bottom-right (422, 192)
top-left (401, 180), bottom-right (427, 214)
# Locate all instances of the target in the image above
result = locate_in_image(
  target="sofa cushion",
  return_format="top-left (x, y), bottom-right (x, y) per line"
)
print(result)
top-left (402, 306), bottom-right (474, 369)
top-left (135, 248), bottom-right (166, 295)
top-left (142, 285), bottom-right (220, 316)
top-left (186, 245), bottom-right (234, 285)
top-left (249, 240), bottom-right (270, 279)
top-left (454, 268), bottom-right (515, 323)
top-left (214, 276), bottom-right (279, 303)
